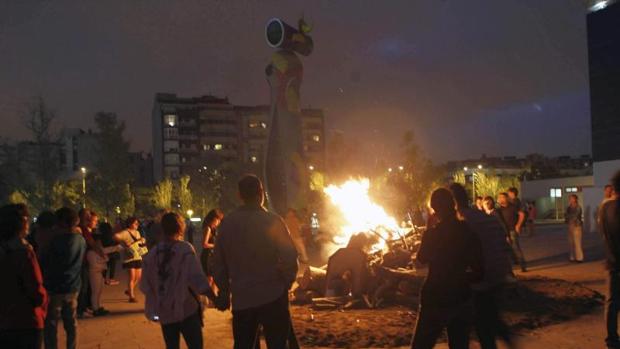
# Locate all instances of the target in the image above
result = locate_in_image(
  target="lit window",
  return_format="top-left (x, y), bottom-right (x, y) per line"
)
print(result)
top-left (164, 114), bottom-right (177, 127)
top-left (550, 187), bottom-right (563, 198)
top-left (260, 122), bottom-right (267, 129)
top-left (312, 135), bottom-right (320, 142)
top-left (248, 121), bottom-right (259, 128)
top-left (203, 144), bottom-right (211, 151)
top-left (214, 144), bottom-right (223, 150)
top-left (250, 156), bottom-right (257, 163)
top-left (565, 187), bottom-right (578, 193)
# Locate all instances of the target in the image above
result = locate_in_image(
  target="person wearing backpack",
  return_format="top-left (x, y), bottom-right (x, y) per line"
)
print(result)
top-left (140, 212), bottom-right (216, 349)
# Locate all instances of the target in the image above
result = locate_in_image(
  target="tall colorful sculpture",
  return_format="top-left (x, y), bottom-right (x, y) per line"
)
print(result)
top-left (264, 18), bottom-right (313, 215)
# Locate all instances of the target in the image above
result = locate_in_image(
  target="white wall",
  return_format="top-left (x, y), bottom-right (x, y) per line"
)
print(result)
top-left (520, 176), bottom-right (593, 221)
top-left (583, 159), bottom-right (620, 232)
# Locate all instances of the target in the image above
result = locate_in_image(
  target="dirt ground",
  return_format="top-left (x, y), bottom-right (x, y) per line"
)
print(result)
top-left (62, 224), bottom-right (609, 348)
top-left (291, 276), bottom-right (603, 348)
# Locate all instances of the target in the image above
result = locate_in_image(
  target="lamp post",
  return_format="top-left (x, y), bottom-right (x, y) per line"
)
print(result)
top-left (464, 165), bottom-right (483, 200)
top-left (80, 167), bottom-right (87, 208)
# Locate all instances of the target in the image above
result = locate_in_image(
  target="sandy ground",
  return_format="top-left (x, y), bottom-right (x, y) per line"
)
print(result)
top-left (53, 224), bottom-right (609, 348)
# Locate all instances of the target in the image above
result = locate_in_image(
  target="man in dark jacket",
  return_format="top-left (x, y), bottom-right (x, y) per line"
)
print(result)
top-left (212, 175), bottom-right (298, 349)
top-left (450, 183), bottom-right (514, 349)
top-left (42, 207), bottom-right (86, 349)
top-left (601, 171), bottom-right (620, 349)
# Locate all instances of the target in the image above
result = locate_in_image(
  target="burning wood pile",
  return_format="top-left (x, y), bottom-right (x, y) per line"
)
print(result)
top-left (291, 179), bottom-right (426, 310)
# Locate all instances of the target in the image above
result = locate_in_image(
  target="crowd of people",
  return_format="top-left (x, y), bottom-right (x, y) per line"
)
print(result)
top-left (0, 171), bottom-right (619, 349)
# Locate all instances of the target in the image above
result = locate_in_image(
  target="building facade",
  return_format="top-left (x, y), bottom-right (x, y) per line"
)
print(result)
top-left (151, 93), bottom-right (325, 182)
top-left (583, 1), bottom-right (620, 231)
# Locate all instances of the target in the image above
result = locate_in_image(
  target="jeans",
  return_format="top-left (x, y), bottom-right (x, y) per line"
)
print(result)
top-left (411, 301), bottom-right (472, 349)
top-left (0, 329), bottom-right (43, 349)
top-left (232, 293), bottom-right (294, 349)
top-left (77, 263), bottom-right (91, 314)
top-left (44, 292), bottom-right (78, 349)
top-left (89, 268), bottom-right (105, 310)
top-left (161, 311), bottom-right (203, 349)
top-left (607, 271), bottom-right (620, 347)
top-left (508, 230), bottom-right (526, 270)
top-left (473, 287), bottom-right (512, 349)
top-left (106, 252), bottom-right (119, 279)
top-left (568, 224), bottom-right (584, 261)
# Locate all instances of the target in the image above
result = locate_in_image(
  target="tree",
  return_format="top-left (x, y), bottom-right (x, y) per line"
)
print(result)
top-left (152, 179), bottom-right (173, 210)
top-left (20, 96), bottom-right (62, 210)
top-left (453, 170), bottom-right (521, 200)
top-left (379, 131), bottom-right (441, 216)
top-left (89, 112), bottom-right (132, 217)
top-left (176, 175), bottom-right (193, 214)
top-left (50, 180), bottom-right (81, 209)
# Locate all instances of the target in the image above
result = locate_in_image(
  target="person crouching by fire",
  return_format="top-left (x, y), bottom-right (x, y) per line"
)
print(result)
top-left (411, 188), bottom-right (484, 349)
top-left (325, 233), bottom-right (374, 298)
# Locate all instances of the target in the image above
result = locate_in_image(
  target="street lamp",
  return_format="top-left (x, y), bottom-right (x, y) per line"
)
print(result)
top-left (463, 165), bottom-right (483, 200)
top-left (308, 165), bottom-right (315, 171)
top-left (186, 209), bottom-right (194, 218)
top-left (80, 167), bottom-right (87, 208)
top-left (398, 165), bottom-right (404, 171)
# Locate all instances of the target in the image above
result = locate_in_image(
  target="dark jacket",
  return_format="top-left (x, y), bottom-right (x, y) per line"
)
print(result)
top-left (417, 218), bottom-right (484, 306)
top-left (600, 199), bottom-right (620, 271)
top-left (0, 238), bottom-right (48, 330)
top-left (461, 208), bottom-right (513, 289)
top-left (41, 231), bottom-right (86, 294)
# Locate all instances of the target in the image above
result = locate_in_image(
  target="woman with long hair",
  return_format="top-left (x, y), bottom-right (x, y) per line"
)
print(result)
top-left (114, 217), bottom-right (146, 303)
top-left (141, 212), bottom-right (215, 349)
top-left (0, 204), bottom-right (48, 349)
top-left (200, 209), bottom-right (223, 278)
top-left (411, 188), bottom-right (484, 349)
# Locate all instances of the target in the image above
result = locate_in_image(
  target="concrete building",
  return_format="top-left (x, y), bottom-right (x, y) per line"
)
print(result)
top-left (583, 1), bottom-right (620, 231)
top-left (151, 93), bottom-right (326, 182)
top-left (59, 128), bottom-right (98, 176)
top-left (128, 152), bottom-right (154, 187)
top-left (521, 176), bottom-right (594, 228)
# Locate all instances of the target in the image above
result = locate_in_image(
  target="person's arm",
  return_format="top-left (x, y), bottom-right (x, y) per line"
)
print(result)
top-left (273, 217), bottom-right (299, 287)
top-left (467, 228), bottom-right (484, 283)
top-left (185, 247), bottom-right (216, 300)
top-left (211, 226), bottom-right (230, 311)
top-left (202, 226), bottom-right (214, 249)
top-left (515, 211), bottom-right (526, 233)
top-left (113, 231), bottom-right (131, 248)
top-left (20, 248), bottom-right (48, 311)
top-left (416, 229), bottom-right (432, 264)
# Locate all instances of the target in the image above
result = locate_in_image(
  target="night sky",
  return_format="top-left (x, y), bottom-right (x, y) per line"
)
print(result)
top-left (0, 0), bottom-right (591, 163)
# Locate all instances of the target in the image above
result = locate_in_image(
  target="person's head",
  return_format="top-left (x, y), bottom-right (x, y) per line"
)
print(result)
top-left (507, 187), bottom-right (519, 200)
top-left (498, 192), bottom-right (509, 207)
top-left (161, 212), bottom-right (185, 240)
top-left (203, 209), bottom-right (224, 229)
top-left (36, 210), bottom-right (56, 230)
top-left (475, 196), bottom-right (484, 210)
top-left (483, 196), bottom-right (496, 214)
top-left (0, 204), bottom-right (30, 241)
top-left (88, 211), bottom-right (99, 230)
top-left (99, 222), bottom-right (113, 237)
top-left (605, 184), bottom-right (613, 199)
top-left (238, 174), bottom-right (264, 206)
top-left (55, 207), bottom-right (79, 230)
top-left (569, 194), bottom-right (579, 206)
top-left (430, 188), bottom-right (457, 221)
top-left (448, 183), bottom-right (469, 210)
top-left (125, 216), bottom-right (139, 230)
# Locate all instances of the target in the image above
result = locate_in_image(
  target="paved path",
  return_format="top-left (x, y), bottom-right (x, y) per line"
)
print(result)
top-left (58, 224), bottom-right (609, 348)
